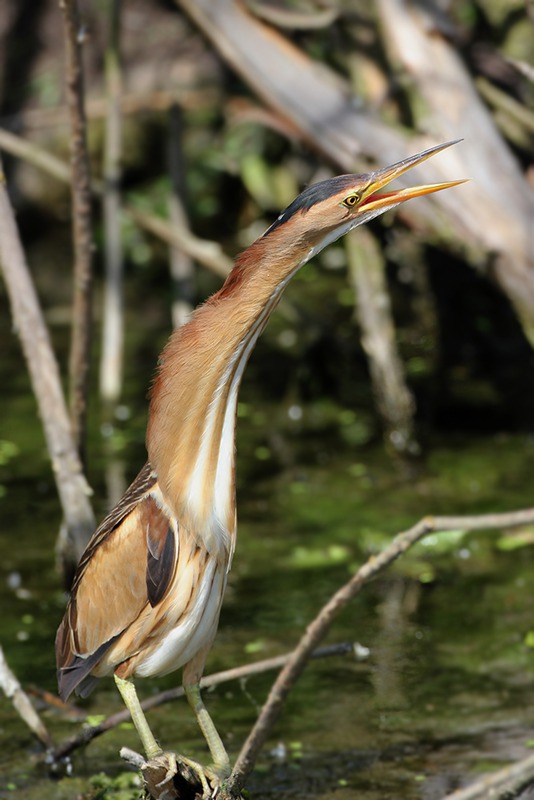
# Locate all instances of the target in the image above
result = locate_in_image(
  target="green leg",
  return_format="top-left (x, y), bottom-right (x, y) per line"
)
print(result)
top-left (114, 674), bottom-right (162, 760)
top-left (115, 674), bottom-right (215, 798)
top-left (184, 683), bottom-right (230, 777)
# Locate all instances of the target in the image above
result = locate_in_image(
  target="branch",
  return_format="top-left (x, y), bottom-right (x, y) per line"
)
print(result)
top-left (346, 228), bottom-right (417, 457)
top-left (0, 645), bottom-right (53, 748)
top-left (440, 751), bottom-right (534, 800)
top-left (47, 505), bottom-right (534, 794)
top-left (126, 205), bottom-right (231, 279)
top-left (0, 126), bottom-right (232, 278)
top-left (49, 642), bottom-right (352, 762)
top-left (59, 0), bottom-right (95, 458)
top-left (0, 156), bottom-right (95, 566)
top-left (177, 0), bottom-right (534, 341)
top-left (2, 88), bottom-right (218, 131)
top-left (224, 507), bottom-right (534, 796)
top-left (99, 0), bottom-right (125, 405)
top-left (167, 104), bottom-right (195, 328)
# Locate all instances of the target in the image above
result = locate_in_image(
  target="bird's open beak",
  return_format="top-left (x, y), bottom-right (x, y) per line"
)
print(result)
top-left (359, 139), bottom-right (467, 212)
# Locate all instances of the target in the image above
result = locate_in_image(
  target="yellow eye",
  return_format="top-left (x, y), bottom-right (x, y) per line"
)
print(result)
top-left (342, 193), bottom-right (360, 208)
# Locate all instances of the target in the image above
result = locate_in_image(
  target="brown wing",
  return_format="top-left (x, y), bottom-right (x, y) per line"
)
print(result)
top-left (56, 462), bottom-right (177, 700)
top-left (70, 462), bottom-right (157, 593)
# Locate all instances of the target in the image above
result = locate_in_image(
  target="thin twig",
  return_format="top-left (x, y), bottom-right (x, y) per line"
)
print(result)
top-left (167, 104), bottom-right (195, 328)
top-left (0, 127), bottom-right (71, 181)
top-left (0, 645), bottom-right (53, 748)
top-left (59, 0), bottom-right (95, 459)
top-left (224, 507), bottom-right (534, 796)
top-left (99, 0), bottom-right (125, 405)
top-left (1, 88), bottom-right (218, 131)
top-left (0, 155), bottom-right (95, 568)
top-left (0, 126), bottom-right (231, 278)
top-left (440, 751), bottom-right (534, 800)
top-left (49, 642), bottom-right (353, 761)
top-left (504, 56), bottom-right (534, 83)
top-left (125, 205), bottom-right (231, 278)
top-left (476, 76), bottom-right (534, 135)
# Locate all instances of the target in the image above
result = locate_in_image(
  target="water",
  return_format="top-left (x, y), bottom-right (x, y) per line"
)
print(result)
top-left (1, 294), bottom-right (534, 798)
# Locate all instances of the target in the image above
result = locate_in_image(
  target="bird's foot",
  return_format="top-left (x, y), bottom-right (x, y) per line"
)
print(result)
top-left (142, 750), bottom-right (226, 799)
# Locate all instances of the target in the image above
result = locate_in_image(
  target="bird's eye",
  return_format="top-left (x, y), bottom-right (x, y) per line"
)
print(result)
top-left (342, 193), bottom-right (360, 209)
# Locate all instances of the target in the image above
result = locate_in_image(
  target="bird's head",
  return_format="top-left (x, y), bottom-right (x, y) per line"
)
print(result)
top-left (263, 139), bottom-right (466, 266)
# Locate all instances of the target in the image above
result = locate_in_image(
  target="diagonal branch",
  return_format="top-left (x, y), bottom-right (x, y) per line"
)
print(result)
top-left (440, 750), bottom-right (534, 800)
top-left (49, 643), bottom-right (352, 761)
top-left (224, 507), bottom-right (534, 796)
top-left (0, 126), bottom-right (232, 278)
top-left (0, 645), bottom-right (53, 748)
top-left (0, 156), bottom-right (95, 569)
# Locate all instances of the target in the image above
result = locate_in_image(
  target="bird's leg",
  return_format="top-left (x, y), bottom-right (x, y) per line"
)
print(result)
top-left (114, 674), bottom-right (214, 798)
top-left (114, 674), bottom-right (162, 759)
top-left (184, 682), bottom-right (230, 778)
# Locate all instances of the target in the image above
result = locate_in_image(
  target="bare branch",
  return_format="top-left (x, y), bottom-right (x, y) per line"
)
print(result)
top-left (0, 156), bottom-right (95, 567)
top-left (45, 500), bottom-right (534, 792)
top-left (167, 104), bottom-right (195, 329)
top-left (0, 127), bottom-right (232, 278)
top-left (176, 0), bottom-right (534, 341)
top-left (2, 88), bottom-right (218, 131)
top-left (99, 0), bottom-right (125, 405)
top-left (49, 643), bottom-right (352, 761)
top-left (224, 507), bottom-right (534, 796)
top-left (0, 645), bottom-right (53, 748)
top-left (440, 750), bottom-right (534, 800)
top-left (125, 205), bottom-right (231, 278)
top-left (59, 0), bottom-right (95, 458)
top-left (346, 228), bottom-right (418, 458)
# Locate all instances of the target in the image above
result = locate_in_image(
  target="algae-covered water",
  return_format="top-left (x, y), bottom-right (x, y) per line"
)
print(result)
top-left (1, 281), bottom-right (534, 799)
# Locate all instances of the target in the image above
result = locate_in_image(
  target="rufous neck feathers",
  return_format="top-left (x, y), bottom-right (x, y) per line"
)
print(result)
top-left (146, 232), bottom-right (309, 556)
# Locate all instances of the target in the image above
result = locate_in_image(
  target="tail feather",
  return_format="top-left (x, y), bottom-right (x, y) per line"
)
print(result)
top-left (56, 621), bottom-right (120, 702)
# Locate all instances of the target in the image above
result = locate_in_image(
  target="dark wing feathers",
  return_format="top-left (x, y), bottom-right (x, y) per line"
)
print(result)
top-left (146, 523), bottom-right (176, 607)
top-left (56, 634), bottom-right (122, 702)
top-left (56, 461), bottom-right (178, 700)
top-left (143, 499), bottom-right (177, 607)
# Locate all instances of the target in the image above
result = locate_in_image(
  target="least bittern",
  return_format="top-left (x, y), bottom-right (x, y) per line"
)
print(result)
top-left (56, 141), bottom-right (464, 796)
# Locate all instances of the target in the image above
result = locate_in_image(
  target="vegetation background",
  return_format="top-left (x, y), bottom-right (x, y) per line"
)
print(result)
top-left (0, 1), bottom-right (533, 799)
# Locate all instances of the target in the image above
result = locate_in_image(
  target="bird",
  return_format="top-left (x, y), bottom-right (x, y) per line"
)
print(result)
top-left (56, 140), bottom-right (464, 797)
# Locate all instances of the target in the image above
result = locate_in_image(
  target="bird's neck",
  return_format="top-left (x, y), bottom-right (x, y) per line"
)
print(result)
top-left (146, 234), bottom-right (307, 558)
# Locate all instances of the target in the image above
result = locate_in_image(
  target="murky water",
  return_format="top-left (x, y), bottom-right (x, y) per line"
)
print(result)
top-left (1, 297), bottom-right (534, 799)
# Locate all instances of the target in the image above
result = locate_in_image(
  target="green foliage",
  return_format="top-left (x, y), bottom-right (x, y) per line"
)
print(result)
top-left (89, 772), bottom-right (143, 800)
top-left (0, 440), bottom-right (19, 466)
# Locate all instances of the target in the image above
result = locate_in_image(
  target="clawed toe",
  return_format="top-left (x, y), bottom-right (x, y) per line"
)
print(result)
top-left (142, 751), bottom-right (225, 799)
top-left (153, 752), bottom-right (178, 790)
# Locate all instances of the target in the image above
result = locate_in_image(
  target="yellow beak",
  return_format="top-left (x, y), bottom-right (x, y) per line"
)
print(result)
top-left (360, 139), bottom-right (468, 212)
